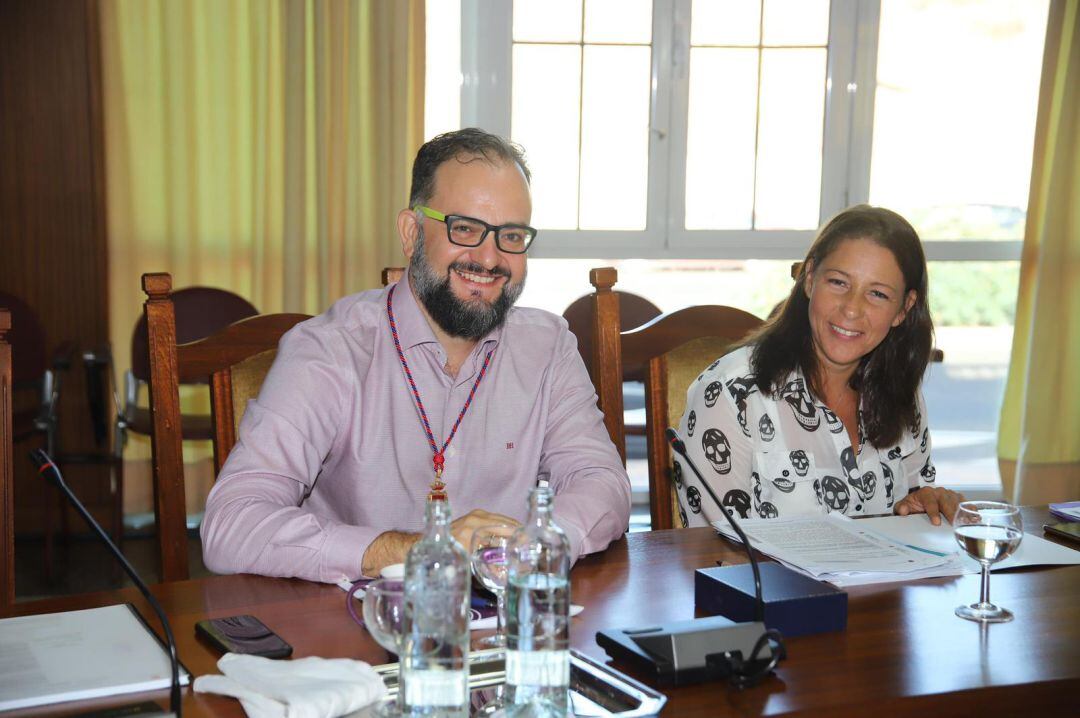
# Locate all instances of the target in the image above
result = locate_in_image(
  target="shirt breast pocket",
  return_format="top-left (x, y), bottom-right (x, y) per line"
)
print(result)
top-left (751, 449), bottom-right (820, 519)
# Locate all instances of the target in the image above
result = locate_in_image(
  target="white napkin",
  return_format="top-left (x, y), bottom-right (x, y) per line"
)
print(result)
top-left (193, 653), bottom-right (386, 718)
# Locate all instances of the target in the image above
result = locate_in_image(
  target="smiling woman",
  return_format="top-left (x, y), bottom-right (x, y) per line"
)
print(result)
top-left (675, 206), bottom-right (964, 530)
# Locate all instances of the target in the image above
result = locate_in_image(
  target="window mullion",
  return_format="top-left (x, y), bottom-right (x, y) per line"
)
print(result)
top-left (845, 0), bottom-right (881, 207)
top-left (664, 0), bottom-right (693, 250)
top-left (648, 0), bottom-right (683, 247)
top-left (461, 0), bottom-right (511, 135)
top-left (819, 0), bottom-right (860, 223)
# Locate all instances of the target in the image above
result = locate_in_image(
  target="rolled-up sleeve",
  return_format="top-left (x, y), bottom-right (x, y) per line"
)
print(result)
top-left (542, 326), bottom-right (631, 562)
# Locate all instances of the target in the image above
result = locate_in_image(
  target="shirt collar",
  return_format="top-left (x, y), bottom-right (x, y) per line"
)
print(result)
top-left (388, 270), bottom-right (504, 354)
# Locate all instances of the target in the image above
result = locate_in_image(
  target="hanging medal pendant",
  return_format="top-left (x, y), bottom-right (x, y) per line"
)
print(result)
top-left (429, 452), bottom-right (448, 501)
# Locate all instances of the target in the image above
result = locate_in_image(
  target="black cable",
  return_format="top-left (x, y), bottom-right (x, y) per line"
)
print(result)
top-left (729, 628), bottom-right (786, 689)
top-left (30, 449), bottom-right (183, 717)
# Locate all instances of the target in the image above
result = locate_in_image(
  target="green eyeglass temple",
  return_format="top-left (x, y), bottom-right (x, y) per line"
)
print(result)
top-left (414, 205), bottom-right (537, 254)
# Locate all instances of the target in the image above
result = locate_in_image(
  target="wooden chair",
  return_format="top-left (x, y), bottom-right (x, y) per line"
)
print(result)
top-left (589, 268), bottom-right (764, 530)
top-left (142, 274), bottom-right (311, 581)
top-left (1, 310), bottom-right (14, 614)
top-left (144, 268), bottom-right (406, 582)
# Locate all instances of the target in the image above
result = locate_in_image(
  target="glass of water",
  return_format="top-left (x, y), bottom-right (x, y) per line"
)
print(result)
top-left (471, 524), bottom-right (514, 648)
top-left (362, 577), bottom-right (406, 654)
top-left (954, 501), bottom-right (1023, 623)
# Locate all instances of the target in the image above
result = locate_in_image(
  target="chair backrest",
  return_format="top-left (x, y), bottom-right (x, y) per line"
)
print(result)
top-left (1, 309), bottom-right (14, 614)
top-left (563, 289), bottom-right (661, 380)
top-left (0, 293), bottom-right (46, 387)
top-left (130, 286), bottom-right (258, 384)
top-left (142, 273), bottom-right (310, 581)
top-left (589, 268), bottom-right (764, 530)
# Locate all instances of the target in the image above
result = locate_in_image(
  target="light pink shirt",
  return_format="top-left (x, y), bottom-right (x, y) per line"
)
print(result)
top-left (201, 275), bottom-right (631, 583)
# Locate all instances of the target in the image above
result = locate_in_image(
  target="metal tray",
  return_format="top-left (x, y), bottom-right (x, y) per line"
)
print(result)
top-left (365, 648), bottom-right (667, 716)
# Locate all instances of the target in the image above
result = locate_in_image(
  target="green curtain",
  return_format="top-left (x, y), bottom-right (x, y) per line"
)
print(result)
top-left (998, 0), bottom-right (1080, 504)
top-left (99, 0), bottom-right (425, 513)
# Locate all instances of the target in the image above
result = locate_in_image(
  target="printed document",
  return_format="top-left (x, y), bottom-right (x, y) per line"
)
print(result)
top-left (713, 513), bottom-right (1080, 587)
top-left (0, 603), bottom-right (191, 711)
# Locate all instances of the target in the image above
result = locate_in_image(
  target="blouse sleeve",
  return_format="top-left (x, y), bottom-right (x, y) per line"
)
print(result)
top-left (899, 390), bottom-right (935, 494)
top-left (676, 367), bottom-right (755, 528)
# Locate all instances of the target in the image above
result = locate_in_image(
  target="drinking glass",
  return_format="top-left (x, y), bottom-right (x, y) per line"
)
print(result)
top-left (953, 501), bottom-right (1023, 623)
top-left (361, 577), bottom-right (406, 654)
top-left (471, 524), bottom-right (514, 648)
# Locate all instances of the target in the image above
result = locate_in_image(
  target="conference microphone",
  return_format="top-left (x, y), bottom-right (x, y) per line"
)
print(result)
top-left (30, 449), bottom-right (182, 718)
top-left (665, 427), bottom-right (764, 623)
top-left (595, 430), bottom-right (786, 687)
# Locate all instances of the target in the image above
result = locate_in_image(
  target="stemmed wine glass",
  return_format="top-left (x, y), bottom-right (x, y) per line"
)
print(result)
top-left (954, 501), bottom-right (1023, 623)
top-left (470, 524), bottom-right (514, 648)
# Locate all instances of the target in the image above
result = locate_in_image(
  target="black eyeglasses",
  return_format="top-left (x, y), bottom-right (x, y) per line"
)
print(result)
top-left (414, 205), bottom-right (538, 254)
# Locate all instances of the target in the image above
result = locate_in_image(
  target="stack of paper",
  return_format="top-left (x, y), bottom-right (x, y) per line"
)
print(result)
top-left (0, 604), bottom-right (191, 711)
top-left (712, 513), bottom-right (1080, 587)
top-left (712, 514), bottom-right (965, 587)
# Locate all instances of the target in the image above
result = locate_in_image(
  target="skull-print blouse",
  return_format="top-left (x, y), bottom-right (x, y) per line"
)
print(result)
top-left (675, 345), bottom-right (935, 528)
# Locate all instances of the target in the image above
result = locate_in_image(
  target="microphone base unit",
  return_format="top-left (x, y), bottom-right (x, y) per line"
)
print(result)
top-left (695, 563), bottom-right (847, 638)
top-left (596, 615), bottom-right (779, 686)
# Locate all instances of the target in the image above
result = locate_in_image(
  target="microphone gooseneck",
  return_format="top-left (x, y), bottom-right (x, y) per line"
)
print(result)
top-left (665, 428), bottom-right (765, 624)
top-left (30, 449), bottom-right (182, 717)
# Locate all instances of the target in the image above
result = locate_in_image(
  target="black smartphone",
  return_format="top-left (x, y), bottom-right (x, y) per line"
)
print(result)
top-left (195, 614), bottom-right (293, 658)
top-left (1043, 522), bottom-right (1080, 547)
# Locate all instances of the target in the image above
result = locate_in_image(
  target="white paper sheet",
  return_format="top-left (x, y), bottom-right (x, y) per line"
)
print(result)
top-left (0, 603), bottom-right (191, 711)
top-left (855, 514), bottom-right (1080, 571)
top-left (713, 513), bottom-right (1080, 587)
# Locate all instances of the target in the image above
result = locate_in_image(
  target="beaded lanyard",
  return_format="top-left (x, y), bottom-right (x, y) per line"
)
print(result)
top-left (386, 284), bottom-right (495, 501)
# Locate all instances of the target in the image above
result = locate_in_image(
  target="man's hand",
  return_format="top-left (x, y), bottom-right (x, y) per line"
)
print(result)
top-left (361, 509), bottom-right (520, 577)
top-left (361, 531), bottom-right (419, 577)
top-left (451, 509), bottom-right (520, 551)
top-left (895, 486), bottom-right (965, 525)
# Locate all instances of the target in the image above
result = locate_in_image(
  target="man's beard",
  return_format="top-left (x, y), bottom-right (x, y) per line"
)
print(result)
top-left (409, 227), bottom-right (526, 340)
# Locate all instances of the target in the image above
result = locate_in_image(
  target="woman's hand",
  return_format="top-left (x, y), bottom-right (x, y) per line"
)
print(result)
top-left (894, 486), bottom-right (965, 525)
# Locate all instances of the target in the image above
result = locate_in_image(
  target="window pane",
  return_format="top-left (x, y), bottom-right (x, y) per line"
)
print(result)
top-left (512, 45), bottom-right (582, 229)
top-left (685, 49), bottom-right (758, 230)
top-left (869, 0), bottom-right (1048, 240)
top-left (923, 261), bottom-right (1019, 492)
top-left (513, 0), bottom-right (582, 42)
top-left (424, 0), bottom-right (461, 140)
top-left (755, 48), bottom-right (825, 229)
top-left (584, 0), bottom-right (652, 44)
top-left (691, 0), bottom-right (761, 46)
top-left (580, 46), bottom-right (651, 230)
top-left (762, 0), bottom-right (829, 46)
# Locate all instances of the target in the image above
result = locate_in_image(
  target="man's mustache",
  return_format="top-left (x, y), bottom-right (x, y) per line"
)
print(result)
top-left (449, 261), bottom-right (511, 280)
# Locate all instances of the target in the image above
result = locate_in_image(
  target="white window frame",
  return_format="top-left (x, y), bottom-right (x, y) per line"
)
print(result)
top-left (460, 0), bottom-right (1024, 262)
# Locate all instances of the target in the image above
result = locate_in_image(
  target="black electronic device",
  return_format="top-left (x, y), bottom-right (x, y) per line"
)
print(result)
top-left (30, 450), bottom-right (183, 717)
top-left (596, 429), bottom-right (786, 688)
top-left (597, 616), bottom-right (779, 687)
top-left (1043, 521), bottom-right (1080, 547)
top-left (195, 615), bottom-right (293, 658)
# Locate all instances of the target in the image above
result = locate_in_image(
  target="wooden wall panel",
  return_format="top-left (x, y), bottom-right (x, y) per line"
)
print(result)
top-left (0, 0), bottom-right (110, 532)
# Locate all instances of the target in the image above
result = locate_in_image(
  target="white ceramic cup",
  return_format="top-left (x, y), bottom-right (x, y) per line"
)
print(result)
top-left (380, 562), bottom-right (405, 579)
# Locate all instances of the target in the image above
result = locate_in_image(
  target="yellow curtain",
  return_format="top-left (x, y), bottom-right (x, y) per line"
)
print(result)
top-left (998, 0), bottom-right (1080, 505)
top-left (99, 0), bottom-right (425, 514)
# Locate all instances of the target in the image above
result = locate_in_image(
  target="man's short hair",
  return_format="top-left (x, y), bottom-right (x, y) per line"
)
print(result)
top-left (409, 128), bottom-right (531, 208)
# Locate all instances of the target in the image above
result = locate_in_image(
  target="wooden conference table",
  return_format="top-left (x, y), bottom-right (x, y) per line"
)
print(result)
top-left (6, 507), bottom-right (1078, 717)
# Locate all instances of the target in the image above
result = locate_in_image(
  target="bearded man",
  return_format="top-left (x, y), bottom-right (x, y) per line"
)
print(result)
top-left (201, 128), bottom-right (631, 582)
